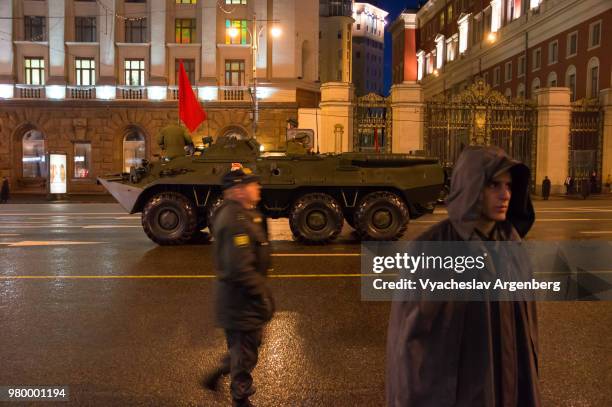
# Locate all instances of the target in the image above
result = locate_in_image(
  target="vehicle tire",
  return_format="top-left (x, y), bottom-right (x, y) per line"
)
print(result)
top-left (206, 195), bottom-right (224, 234)
top-left (289, 193), bottom-right (344, 244)
top-left (354, 191), bottom-right (409, 241)
top-left (142, 192), bottom-right (198, 245)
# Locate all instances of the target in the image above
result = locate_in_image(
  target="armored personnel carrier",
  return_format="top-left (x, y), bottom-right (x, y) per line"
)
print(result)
top-left (98, 137), bottom-right (444, 245)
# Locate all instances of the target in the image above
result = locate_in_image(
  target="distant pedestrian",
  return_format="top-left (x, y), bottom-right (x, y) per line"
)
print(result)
top-left (542, 176), bottom-right (551, 200)
top-left (564, 175), bottom-right (573, 195)
top-left (581, 178), bottom-right (591, 199)
top-left (0, 176), bottom-right (9, 203)
top-left (387, 146), bottom-right (540, 407)
top-left (202, 167), bottom-right (274, 407)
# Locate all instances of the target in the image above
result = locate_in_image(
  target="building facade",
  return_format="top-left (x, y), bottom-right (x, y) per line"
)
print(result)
top-left (351, 2), bottom-right (388, 96)
top-left (0, 0), bottom-right (320, 194)
top-left (319, 0), bottom-right (354, 84)
top-left (413, 0), bottom-right (611, 100)
top-left (390, 10), bottom-right (418, 85)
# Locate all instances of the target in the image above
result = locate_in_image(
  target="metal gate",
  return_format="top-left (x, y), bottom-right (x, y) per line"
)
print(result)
top-left (425, 80), bottom-right (536, 183)
top-left (353, 93), bottom-right (392, 153)
top-left (569, 98), bottom-right (602, 193)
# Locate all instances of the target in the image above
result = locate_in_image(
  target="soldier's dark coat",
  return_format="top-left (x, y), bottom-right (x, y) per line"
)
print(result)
top-left (386, 146), bottom-right (540, 407)
top-left (212, 199), bottom-right (274, 331)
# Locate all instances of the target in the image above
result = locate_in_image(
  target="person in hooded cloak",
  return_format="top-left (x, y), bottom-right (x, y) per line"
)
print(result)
top-left (386, 146), bottom-right (540, 407)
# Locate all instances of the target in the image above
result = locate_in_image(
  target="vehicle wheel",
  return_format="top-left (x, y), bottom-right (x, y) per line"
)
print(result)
top-left (289, 193), bottom-right (343, 244)
top-left (206, 195), bottom-right (224, 234)
top-left (354, 191), bottom-right (409, 241)
top-left (142, 192), bottom-right (198, 245)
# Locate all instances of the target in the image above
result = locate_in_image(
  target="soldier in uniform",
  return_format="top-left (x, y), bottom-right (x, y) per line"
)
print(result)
top-left (203, 167), bottom-right (275, 407)
top-left (156, 124), bottom-right (194, 159)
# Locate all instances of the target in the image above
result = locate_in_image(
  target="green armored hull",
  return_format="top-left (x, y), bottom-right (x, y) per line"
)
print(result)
top-left (98, 137), bottom-right (444, 245)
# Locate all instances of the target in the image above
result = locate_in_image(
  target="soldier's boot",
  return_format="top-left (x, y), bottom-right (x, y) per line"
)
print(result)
top-left (202, 354), bottom-right (230, 392)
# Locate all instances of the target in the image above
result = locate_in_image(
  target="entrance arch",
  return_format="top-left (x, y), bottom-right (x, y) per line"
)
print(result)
top-left (218, 125), bottom-right (249, 140)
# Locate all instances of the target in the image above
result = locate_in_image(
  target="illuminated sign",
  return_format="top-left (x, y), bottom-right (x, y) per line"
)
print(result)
top-left (49, 153), bottom-right (67, 194)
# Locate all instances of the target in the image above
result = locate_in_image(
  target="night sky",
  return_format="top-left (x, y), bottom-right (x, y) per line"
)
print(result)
top-left (373, 0), bottom-right (421, 95)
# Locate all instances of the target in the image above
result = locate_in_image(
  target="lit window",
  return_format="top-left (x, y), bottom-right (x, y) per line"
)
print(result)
top-left (25, 58), bottom-right (45, 85)
top-left (225, 60), bottom-right (245, 86)
top-left (567, 32), bottom-right (578, 57)
top-left (76, 58), bottom-right (96, 86)
top-left (417, 51), bottom-right (424, 81)
top-left (226, 20), bottom-right (248, 45)
top-left (587, 57), bottom-right (599, 98)
top-left (74, 142), bottom-right (92, 179)
top-left (530, 0), bottom-right (541, 9)
top-left (439, 13), bottom-right (445, 28)
top-left (225, 0), bottom-right (247, 4)
top-left (532, 77), bottom-right (540, 92)
top-left (588, 21), bottom-right (601, 49)
top-left (458, 14), bottom-right (470, 54)
top-left (435, 35), bottom-right (445, 69)
top-left (491, 0), bottom-right (502, 33)
top-left (505, 88), bottom-right (512, 99)
top-left (505, 61), bottom-right (512, 82)
top-left (447, 4), bottom-right (453, 20)
top-left (22, 130), bottom-right (46, 178)
top-left (176, 0), bottom-right (197, 4)
top-left (175, 19), bottom-right (196, 43)
top-left (548, 41), bottom-right (558, 65)
top-left (124, 59), bottom-right (145, 86)
top-left (123, 128), bottom-right (146, 173)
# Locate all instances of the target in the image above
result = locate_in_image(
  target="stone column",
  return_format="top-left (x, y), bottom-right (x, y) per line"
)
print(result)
top-left (149, 0), bottom-right (166, 84)
top-left (319, 82), bottom-right (354, 153)
top-left (600, 88), bottom-right (612, 189)
top-left (98, 0), bottom-right (116, 84)
top-left (390, 82), bottom-right (425, 153)
top-left (200, 0), bottom-right (217, 84)
top-left (535, 87), bottom-right (572, 195)
top-left (48, 0), bottom-right (66, 84)
top-left (0, 0), bottom-right (13, 85)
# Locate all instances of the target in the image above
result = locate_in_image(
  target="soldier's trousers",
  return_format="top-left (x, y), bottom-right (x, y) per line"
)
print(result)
top-left (219, 329), bottom-right (263, 403)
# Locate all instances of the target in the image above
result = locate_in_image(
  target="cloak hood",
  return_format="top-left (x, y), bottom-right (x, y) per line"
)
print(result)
top-left (446, 146), bottom-right (534, 240)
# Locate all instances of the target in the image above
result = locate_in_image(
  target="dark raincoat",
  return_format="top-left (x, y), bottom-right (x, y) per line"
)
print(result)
top-left (386, 146), bottom-right (540, 407)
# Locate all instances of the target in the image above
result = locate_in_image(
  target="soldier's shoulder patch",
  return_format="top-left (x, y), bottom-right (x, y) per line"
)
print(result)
top-left (233, 234), bottom-right (250, 247)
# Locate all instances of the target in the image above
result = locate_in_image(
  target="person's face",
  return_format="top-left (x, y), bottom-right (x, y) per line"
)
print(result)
top-left (242, 182), bottom-right (261, 206)
top-left (481, 171), bottom-right (512, 222)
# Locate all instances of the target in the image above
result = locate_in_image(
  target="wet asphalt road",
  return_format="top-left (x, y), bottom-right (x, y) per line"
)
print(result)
top-left (0, 198), bottom-right (611, 406)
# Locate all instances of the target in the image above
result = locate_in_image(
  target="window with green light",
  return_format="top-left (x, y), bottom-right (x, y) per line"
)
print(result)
top-left (175, 19), bottom-right (196, 43)
top-left (225, 20), bottom-right (248, 45)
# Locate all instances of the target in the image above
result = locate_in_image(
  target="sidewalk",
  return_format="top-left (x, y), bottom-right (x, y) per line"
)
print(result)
top-left (1, 193), bottom-right (118, 204)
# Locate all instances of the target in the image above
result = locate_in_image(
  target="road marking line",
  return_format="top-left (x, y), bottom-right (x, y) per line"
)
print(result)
top-left (0, 241), bottom-right (105, 247)
top-left (579, 231), bottom-right (612, 234)
top-left (0, 233), bottom-right (20, 236)
top-left (81, 225), bottom-right (141, 229)
top-left (0, 212), bottom-right (128, 216)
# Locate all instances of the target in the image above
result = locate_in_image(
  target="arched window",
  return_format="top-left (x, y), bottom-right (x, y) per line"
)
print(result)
top-left (586, 57), bottom-right (600, 98)
top-left (531, 77), bottom-right (541, 94)
top-left (565, 65), bottom-right (577, 101)
top-left (517, 83), bottom-right (526, 99)
top-left (547, 71), bottom-right (557, 87)
top-left (22, 129), bottom-right (46, 178)
top-left (220, 126), bottom-right (248, 140)
top-left (123, 126), bottom-right (146, 173)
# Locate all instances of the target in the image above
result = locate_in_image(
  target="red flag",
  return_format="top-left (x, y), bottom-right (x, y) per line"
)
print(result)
top-left (178, 60), bottom-right (206, 132)
top-left (374, 127), bottom-right (379, 153)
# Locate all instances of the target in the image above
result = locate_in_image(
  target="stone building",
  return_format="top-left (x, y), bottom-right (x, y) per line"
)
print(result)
top-left (351, 2), bottom-right (388, 96)
top-left (318, 0), bottom-right (354, 84)
top-left (0, 0), bottom-right (320, 194)
top-left (390, 0), bottom-right (612, 195)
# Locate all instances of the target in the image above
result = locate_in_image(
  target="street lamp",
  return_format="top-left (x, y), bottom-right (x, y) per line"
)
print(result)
top-left (227, 16), bottom-right (281, 139)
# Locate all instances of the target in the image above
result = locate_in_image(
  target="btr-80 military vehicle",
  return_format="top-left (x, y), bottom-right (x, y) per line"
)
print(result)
top-left (98, 137), bottom-right (444, 245)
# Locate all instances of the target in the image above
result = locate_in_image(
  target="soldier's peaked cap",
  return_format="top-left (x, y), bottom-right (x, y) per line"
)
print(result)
top-left (221, 167), bottom-right (260, 190)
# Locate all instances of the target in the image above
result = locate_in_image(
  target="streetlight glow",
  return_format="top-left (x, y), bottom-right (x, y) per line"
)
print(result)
top-left (270, 26), bottom-right (282, 38)
top-left (228, 27), bottom-right (240, 39)
top-left (487, 32), bottom-right (498, 44)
